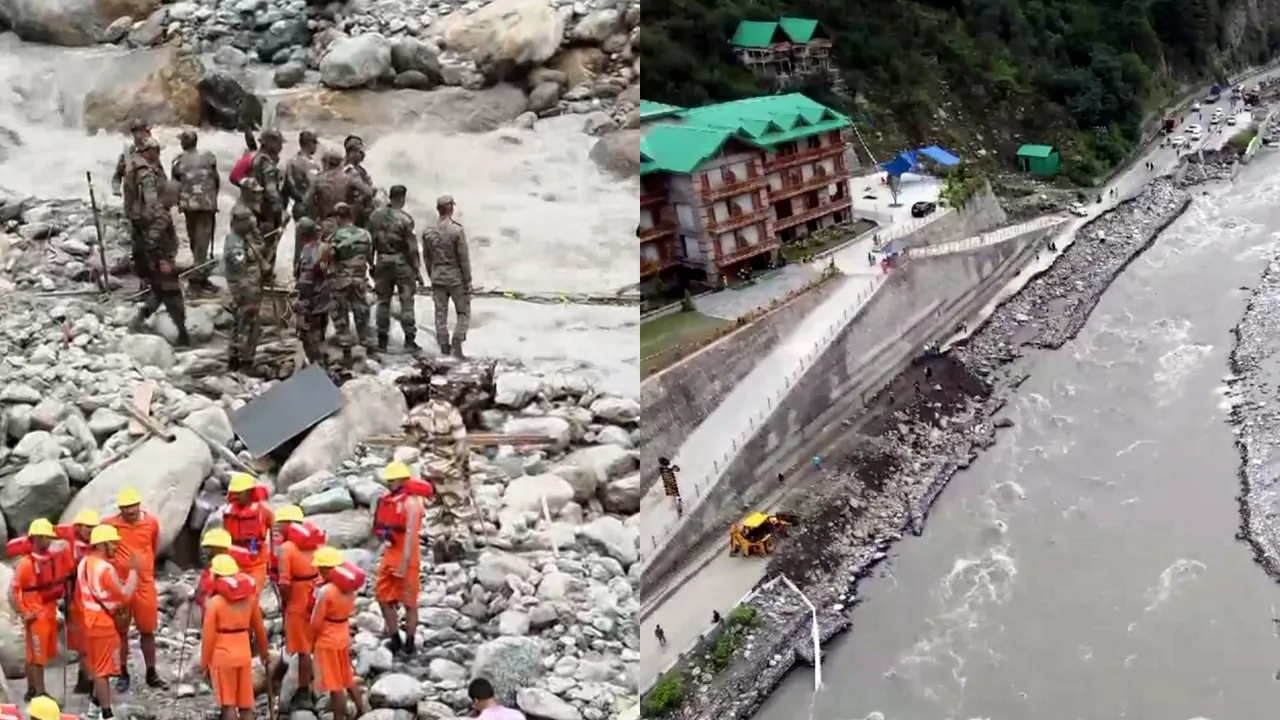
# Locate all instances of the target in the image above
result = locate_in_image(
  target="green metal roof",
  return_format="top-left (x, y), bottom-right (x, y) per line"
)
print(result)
top-left (730, 21), bottom-right (779, 49)
top-left (731, 17), bottom-right (819, 47)
top-left (639, 100), bottom-right (684, 122)
top-left (639, 93), bottom-right (851, 175)
top-left (777, 17), bottom-right (818, 43)
top-left (1016, 144), bottom-right (1057, 158)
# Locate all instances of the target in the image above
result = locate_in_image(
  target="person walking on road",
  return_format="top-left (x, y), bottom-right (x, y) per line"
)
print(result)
top-left (654, 625), bottom-right (667, 647)
top-left (658, 457), bottom-right (682, 517)
top-left (812, 455), bottom-right (822, 471)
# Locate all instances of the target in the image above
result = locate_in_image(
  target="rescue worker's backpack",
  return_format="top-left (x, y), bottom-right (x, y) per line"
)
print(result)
top-left (214, 572), bottom-right (257, 602)
top-left (230, 151), bottom-right (254, 186)
top-left (285, 521), bottom-right (327, 551)
top-left (5, 540), bottom-right (73, 602)
top-left (327, 561), bottom-right (367, 594)
top-left (373, 479), bottom-right (434, 540)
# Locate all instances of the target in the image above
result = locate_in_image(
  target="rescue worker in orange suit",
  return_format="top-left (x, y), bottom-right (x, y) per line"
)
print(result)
top-left (201, 555), bottom-right (267, 720)
top-left (18, 695), bottom-right (75, 720)
top-left (373, 462), bottom-right (432, 657)
top-left (220, 473), bottom-right (274, 657)
top-left (272, 505), bottom-right (319, 709)
top-left (78, 524), bottom-right (140, 719)
top-left (63, 509), bottom-right (100, 695)
top-left (193, 528), bottom-right (254, 612)
top-left (9, 520), bottom-right (71, 701)
top-left (103, 487), bottom-right (166, 692)
top-left (310, 547), bottom-right (367, 720)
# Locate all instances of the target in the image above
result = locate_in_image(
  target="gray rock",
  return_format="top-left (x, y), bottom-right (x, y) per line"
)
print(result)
top-left (503, 416), bottom-right (571, 450)
top-left (392, 70), bottom-right (435, 90)
top-left (569, 8), bottom-right (622, 43)
top-left (346, 476), bottom-right (388, 507)
top-left (426, 657), bottom-right (468, 683)
top-left (30, 397), bottom-right (69, 431)
top-left (517, 688), bottom-right (583, 720)
top-left (306, 509), bottom-right (373, 548)
top-left (13, 431), bottom-right (64, 462)
top-left (0, 384), bottom-right (41, 404)
top-left (589, 396), bottom-right (638, 425)
top-left (277, 376), bottom-right (406, 491)
top-left (0, 460), bottom-right (71, 532)
top-left (502, 474), bottom-right (574, 515)
top-left (470, 636), bottom-right (543, 705)
top-left (320, 33), bottom-right (393, 89)
top-left (554, 445), bottom-right (636, 501)
top-left (368, 672), bottom-right (424, 709)
top-left (87, 408), bottom-right (128, 439)
top-left (183, 406), bottom-right (234, 447)
top-left (273, 62), bottom-right (306, 89)
top-left (389, 36), bottom-right (441, 79)
top-left (599, 473), bottom-right (641, 514)
top-left (577, 516), bottom-right (638, 567)
top-left (475, 550), bottom-right (536, 592)
top-left (300, 486), bottom-right (355, 515)
top-left (497, 609), bottom-right (530, 636)
top-left (123, 333), bottom-right (175, 369)
top-left (494, 371), bottom-right (542, 408)
top-left (527, 81), bottom-right (562, 113)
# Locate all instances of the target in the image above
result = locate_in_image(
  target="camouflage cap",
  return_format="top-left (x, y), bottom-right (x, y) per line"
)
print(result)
top-left (239, 178), bottom-right (263, 194)
top-left (333, 201), bottom-right (353, 216)
top-left (296, 217), bottom-right (318, 235)
top-left (436, 194), bottom-right (454, 206)
top-left (128, 118), bottom-right (149, 132)
top-left (139, 137), bottom-right (161, 152)
top-left (343, 135), bottom-right (364, 152)
top-left (322, 150), bottom-right (343, 168)
top-left (260, 128), bottom-right (283, 143)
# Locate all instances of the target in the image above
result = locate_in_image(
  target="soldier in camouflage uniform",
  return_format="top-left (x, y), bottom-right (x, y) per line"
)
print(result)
top-left (222, 179), bottom-right (268, 373)
top-left (283, 130), bottom-right (320, 274)
top-left (421, 195), bottom-right (472, 358)
top-left (403, 392), bottom-right (475, 562)
top-left (250, 129), bottom-right (286, 283)
top-left (342, 136), bottom-right (375, 227)
top-left (112, 119), bottom-right (153, 253)
top-left (169, 129), bottom-right (220, 293)
top-left (126, 138), bottom-right (191, 345)
top-left (302, 151), bottom-right (352, 241)
top-left (328, 202), bottom-right (374, 368)
top-left (293, 217), bottom-right (333, 366)
top-left (368, 184), bottom-right (421, 353)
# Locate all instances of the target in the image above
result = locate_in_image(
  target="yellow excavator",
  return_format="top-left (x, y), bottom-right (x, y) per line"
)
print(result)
top-left (729, 511), bottom-right (794, 557)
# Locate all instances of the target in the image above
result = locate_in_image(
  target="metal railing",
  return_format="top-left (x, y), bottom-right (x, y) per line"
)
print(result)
top-left (640, 272), bottom-right (889, 564)
top-left (908, 215), bottom-right (1069, 258)
top-left (706, 206), bottom-right (770, 234)
top-left (701, 175), bottom-right (767, 203)
top-left (638, 222), bottom-right (676, 242)
top-left (774, 197), bottom-right (852, 231)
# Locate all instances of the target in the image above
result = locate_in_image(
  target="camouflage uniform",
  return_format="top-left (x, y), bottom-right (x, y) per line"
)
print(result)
top-left (170, 144), bottom-right (219, 286)
top-left (114, 138), bottom-right (148, 251)
top-left (283, 148), bottom-right (320, 274)
top-left (127, 149), bottom-right (189, 341)
top-left (250, 148), bottom-right (284, 278)
top-left (223, 183), bottom-right (268, 370)
top-left (368, 204), bottom-right (419, 347)
top-left (342, 136), bottom-right (375, 227)
top-left (422, 203), bottom-right (472, 355)
top-left (403, 397), bottom-right (475, 557)
top-left (302, 152), bottom-right (353, 241)
top-left (328, 214), bottom-right (374, 362)
top-left (293, 218), bottom-right (332, 366)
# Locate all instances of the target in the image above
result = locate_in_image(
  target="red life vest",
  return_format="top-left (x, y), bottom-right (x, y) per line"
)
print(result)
top-left (223, 495), bottom-right (269, 552)
top-left (286, 521), bottom-right (326, 551)
top-left (326, 562), bottom-right (366, 595)
top-left (0, 703), bottom-right (77, 720)
top-left (373, 480), bottom-right (433, 539)
top-left (215, 572), bottom-right (257, 603)
top-left (230, 152), bottom-right (254, 186)
top-left (7, 542), bottom-right (72, 603)
top-left (196, 547), bottom-right (254, 609)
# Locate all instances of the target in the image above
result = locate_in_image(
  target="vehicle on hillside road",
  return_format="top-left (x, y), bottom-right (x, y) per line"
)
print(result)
top-left (911, 201), bottom-right (937, 218)
top-left (1068, 202), bottom-right (1089, 217)
top-left (1170, 134), bottom-right (1187, 147)
top-left (1187, 124), bottom-right (1203, 138)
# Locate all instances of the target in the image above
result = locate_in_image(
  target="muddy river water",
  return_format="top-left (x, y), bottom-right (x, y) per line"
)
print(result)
top-left (756, 154), bottom-right (1280, 718)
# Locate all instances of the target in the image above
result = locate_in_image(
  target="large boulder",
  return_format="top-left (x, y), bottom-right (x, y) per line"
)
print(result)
top-left (0, 460), bottom-right (72, 533)
top-left (199, 68), bottom-right (264, 131)
top-left (589, 129), bottom-right (640, 178)
top-left (0, 0), bottom-right (160, 46)
top-left (320, 33), bottom-right (394, 89)
top-left (276, 377), bottom-right (406, 492)
top-left (273, 85), bottom-right (528, 135)
top-left (470, 636), bottom-right (543, 705)
top-left (83, 47), bottom-right (203, 132)
top-left (441, 0), bottom-right (565, 74)
top-left (60, 428), bottom-right (213, 554)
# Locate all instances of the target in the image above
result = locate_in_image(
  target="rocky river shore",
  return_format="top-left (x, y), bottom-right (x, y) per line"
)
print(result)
top-left (654, 169), bottom-right (1224, 719)
top-left (0, 191), bottom-right (641, 719)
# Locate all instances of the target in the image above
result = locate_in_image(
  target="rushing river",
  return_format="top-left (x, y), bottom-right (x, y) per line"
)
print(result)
top-left (0, 33), bottom-right (638, 394)
top-left (755, 154), bottom-right (1280, 718)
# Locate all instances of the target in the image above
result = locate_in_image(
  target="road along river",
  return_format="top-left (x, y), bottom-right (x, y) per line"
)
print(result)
top-left (753, 154), bottom-right (1280, 718)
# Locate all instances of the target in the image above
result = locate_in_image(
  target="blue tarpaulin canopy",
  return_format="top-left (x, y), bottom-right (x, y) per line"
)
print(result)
top-left (917, 145), bottom-right (960, 166)
top-left (879, 145), bottom-right (961, 176)
top-left (879, 152), bottom-right (916, 176)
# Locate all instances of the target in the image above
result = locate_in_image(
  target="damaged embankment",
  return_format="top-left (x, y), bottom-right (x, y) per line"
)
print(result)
top-left (650, 174), bottom-right (1201, 719)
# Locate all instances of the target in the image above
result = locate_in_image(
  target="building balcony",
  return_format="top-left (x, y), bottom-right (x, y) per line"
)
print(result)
top-left (640, 256), bottom-right (678, 278)
top-left (638, 222), bottom-right (676, 242)
top-left (706, 207), bottom-right (770, 234)
top-left (764, 142), bottom-right (846, 173)
top-left (640, 191), bottom-right (668, 208)
top-left (715, 238), bottom-right (782, 268)
top-left (769, 168), bottom-right (850, 202)
top-left (773, 197), bottom-right (852, 231)
top-left (700, 175), bottom-right (767, 203)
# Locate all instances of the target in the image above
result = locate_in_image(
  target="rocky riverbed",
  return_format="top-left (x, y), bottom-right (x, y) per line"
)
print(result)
top-left (654, 168), bottom-right (1228, 719)
top-left (0, 188), bottom-right (641, 719)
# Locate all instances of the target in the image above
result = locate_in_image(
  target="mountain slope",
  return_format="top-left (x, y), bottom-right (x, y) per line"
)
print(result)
top-left (641, 0), bottom-right (1280, 183)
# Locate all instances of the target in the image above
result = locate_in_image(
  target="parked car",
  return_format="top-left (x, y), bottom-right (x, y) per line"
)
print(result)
top-left (1068, 202), bottom-right (1089, 217)
top-left (910, 201), bottom-right (937, 218)
top-left (1187, 124), bottom-right (1203, 138)
top-left (1170, 135), bottom-right (1187, 147)
top-left (1227, 115), bottom-right (1238, 126)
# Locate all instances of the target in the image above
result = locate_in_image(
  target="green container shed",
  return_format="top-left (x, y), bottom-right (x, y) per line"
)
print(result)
top-left (1016, 144), bottom-right (1061, 177)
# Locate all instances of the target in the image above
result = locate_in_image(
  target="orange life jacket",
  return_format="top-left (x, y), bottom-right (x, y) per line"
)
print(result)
top-left (196, 546), bottom-right (254, 610)
top-left (373, 480), bottom-right (433, 539)
top-left (222, 492), bottom-right (269, 552)
top-left (7, 542), bottom-right (72, 603)
top-left (215, 572), bottom-right (256, 603)
top-left (269, 521), bottom-right (325, 582)
top-left (326, 562), bottom-right (366, 596)
top-left (0, 703), bottom-right (77, 720)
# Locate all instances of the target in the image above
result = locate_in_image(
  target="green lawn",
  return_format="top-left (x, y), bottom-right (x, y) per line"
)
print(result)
top-left (640, 310), bottom-right (729, 376)
top-left (780, 219), bottom-right (877, 262)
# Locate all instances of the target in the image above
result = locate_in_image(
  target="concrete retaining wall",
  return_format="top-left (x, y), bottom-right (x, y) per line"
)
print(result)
top-left (641, 228), bottom-right (1051, 592)
top-left (897, 182), bottom-right (1008, 251)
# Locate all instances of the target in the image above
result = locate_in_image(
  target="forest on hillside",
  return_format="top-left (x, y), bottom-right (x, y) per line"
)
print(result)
top-left (642, 0), bottom-right (1280, 181)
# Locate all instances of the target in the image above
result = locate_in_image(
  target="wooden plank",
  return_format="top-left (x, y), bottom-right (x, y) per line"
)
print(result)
top-left (123, 401), bottom-right (176, 442)
top-left (128, 382), bottom-right (156, 435)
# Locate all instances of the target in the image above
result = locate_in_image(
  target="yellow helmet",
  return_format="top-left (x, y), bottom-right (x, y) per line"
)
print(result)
top-left (383, 461), bottom-right (412, 482)
top-left (312, 546), bottom-right (343, 568)
top-left (210, 554), bottom-right (239, 577)
top-left (27, 695), bottom-right (62, 720)
top-left (227, 472), bottom-right (258, 494)
top-left (74, 509), bottom-right (101, 527)
top-left (201, 528), bottom-right (233, 549)
top-left (117, 487), bottom-right (142, 507)
top-left (27, 519), bottom-right (56, 538)
top-left (275, 505), bottom-right (304, 523)
top-left (90, 524), bottom-right (121, 545)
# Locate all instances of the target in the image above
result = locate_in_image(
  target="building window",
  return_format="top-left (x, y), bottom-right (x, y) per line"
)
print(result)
top-left (806, 136), bottom-right (820, 150)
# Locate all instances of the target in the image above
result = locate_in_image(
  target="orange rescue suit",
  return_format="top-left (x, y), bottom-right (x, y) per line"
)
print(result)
top-left (221, 498), bottom-right (274, 648)
top-left (104, 511), bottom-right (160, 634)
top-left (194, 546), bottom-right (255, 612)
top-left (201, 573), bottom-right (266, 710)
top-left (77, 554), bottom-right (136, 679)
top-left (373, 488), bottom-right (426, 607)
top-left (276, 539), bottom-right (320, 655)
top-left (311, 565), bottom-right (362, 693)
top-left (11, 544), bottom-right (72, 665)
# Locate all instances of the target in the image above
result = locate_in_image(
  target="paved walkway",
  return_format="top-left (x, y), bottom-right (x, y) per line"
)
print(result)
top-left (910, 214), bottom-right (1070, 258)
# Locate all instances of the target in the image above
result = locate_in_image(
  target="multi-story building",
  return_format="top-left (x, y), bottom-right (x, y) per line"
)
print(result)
top-left (639, 93), bottom-right (853, 286)
top-left (729, 17), bottom-right (833, 88)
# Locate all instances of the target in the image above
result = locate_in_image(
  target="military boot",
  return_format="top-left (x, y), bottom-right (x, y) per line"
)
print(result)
top-left (176, 325), bottom-right (192, 347)
top-left (341, 347), bottom-right (355, 368)
top-left (404, 333), bottom-right (420, 352)
top-left (437, 339), bottom-right (451, 356)
top-left (377, 333), bottom-right (389, 352)
top-left (128, 308), bottom-right (149, 333)
top-left (450, 340), bottom-right (466, 359)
